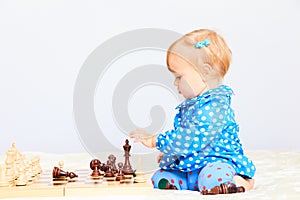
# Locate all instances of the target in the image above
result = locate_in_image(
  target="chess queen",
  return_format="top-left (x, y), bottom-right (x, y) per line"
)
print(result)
top-left (130, 29), bottom-right (256, 194)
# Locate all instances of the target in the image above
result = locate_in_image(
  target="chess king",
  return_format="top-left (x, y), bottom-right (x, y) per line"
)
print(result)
top-left (122, 139), bottom-right (134, 175)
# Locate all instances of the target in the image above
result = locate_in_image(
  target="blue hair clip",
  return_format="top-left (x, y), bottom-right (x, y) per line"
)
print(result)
top-left (194, 39), bottom-right (211, 49)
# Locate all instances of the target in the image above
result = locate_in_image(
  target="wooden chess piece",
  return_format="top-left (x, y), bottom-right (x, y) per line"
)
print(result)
top-left (15, 166), bottom-right (28, 186)
top-left (100, 163), bottom-right (108, 173)
top-left (122, 139), bottom-right (133, 175)
top-left (52, 167), bottom-right (78, 179)
top-left (90, 159), bottom-right (102, 177)
top-left (5, 149), bottom-right (15, 183)
top-left (58, 161), bottom-right (64, 170)
top-left (0, 164), bottom-right (10, 187)
top-left (35, 156), bottom-right (42, 174)
top-left (104, 160), bottom-right (114, 178)
top-left (201, 183), bottom-right (245, 195)
top-left (116, 162), bottom-right (125, 181)
top-left (108, 154), bottom-right (117, 174)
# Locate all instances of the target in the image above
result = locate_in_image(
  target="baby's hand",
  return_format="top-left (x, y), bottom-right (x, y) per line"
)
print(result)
top-left (129, 128), bottom-right (157, 148)
top-left (157, 153), bottom-right (164, 163)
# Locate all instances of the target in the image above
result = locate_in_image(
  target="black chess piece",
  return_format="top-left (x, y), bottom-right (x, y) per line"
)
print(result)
top-left (90, 159), bottom-right (102, 177)
top-left (122, 139), bottom-right (133, 175)
top-left (201, 183), bottom-right (245, 195)
top-left (100, 162), bottom-right (108, 173)
top-left (104, 160), bottom-right (115, 178)
top-left (52, 167), bottom-right (78, 179)
top-left (108, 154), bottom-right (117, 174)
top-left (116, 162), bottom-right (125, 181)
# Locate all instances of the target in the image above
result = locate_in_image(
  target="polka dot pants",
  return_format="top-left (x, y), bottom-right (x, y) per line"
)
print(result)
top-left (151, 162), bottom-right (236, 191)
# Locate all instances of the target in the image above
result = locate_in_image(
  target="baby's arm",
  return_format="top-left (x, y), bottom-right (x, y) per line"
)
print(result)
top-left (129, 128), bottom-right (158, 148)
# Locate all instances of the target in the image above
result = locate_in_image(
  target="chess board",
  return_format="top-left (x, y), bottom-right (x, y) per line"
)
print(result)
top-left (0, 169), bottom-right (153, 198)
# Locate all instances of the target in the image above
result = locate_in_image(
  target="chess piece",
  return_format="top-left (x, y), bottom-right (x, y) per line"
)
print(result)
top-left (5, 154), bottom-right (14, 184)
top-left (58, 161), bottom-right (64, 170)
top-left (36, 156), bottom-right (42, 174)
top-left (0, 165), bottom-right (10, 187)
top-left (122, 139), bottom-right (133, 175)
top-left (116, 162), bottom-right (125, 181)
top-left (100, 163), bottom-right (108, 173)
top-left (28, 160), bottom-right (35, 180)
top-left (108, 154), bottom-right (117, 174)
top-left (52, 167), bottom-right (78, 179)
top-left (90, 159), bottom-right (102, 177)
top-left (24, 160), bottom-right (32, 182)
top-left (104, 160), bottom-right (114, 178)
top-left (31, 157), bottom-right (40, 176)
top-left (5, 149), bottom-right (16, 182)
top-left (201, 183), bottom-right (245, 195)
top-left (10, 142), bottom-right (19, 180)
top-left (15, 166), bottom-right (28, 186)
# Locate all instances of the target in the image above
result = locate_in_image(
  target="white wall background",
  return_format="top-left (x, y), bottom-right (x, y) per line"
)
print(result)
top-left (0, 0), bottom-right (299, 154)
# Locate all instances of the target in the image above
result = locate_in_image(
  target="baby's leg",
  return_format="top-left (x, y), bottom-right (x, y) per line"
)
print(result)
top-left (198, 162), bottom-right (236, 191)
top-left (151, 169), bottom-right (188, 190)
top-left (233, 175), bottom-right (254, 191)
top-left (186, 169), bottom-right (202, 191)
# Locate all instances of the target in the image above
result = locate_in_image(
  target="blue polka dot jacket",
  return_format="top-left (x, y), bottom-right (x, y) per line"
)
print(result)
top-left (156, 85), bottom-right (256, 178)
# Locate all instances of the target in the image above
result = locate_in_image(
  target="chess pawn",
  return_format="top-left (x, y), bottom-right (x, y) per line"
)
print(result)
top-left (31, 157), bottom-right (39, 176)
top-left (35, 156), bottom-right (42, 174)
top-left (5, 158), bottom-right (14, 184)
top-left (5, 149), bottom-right (15, 182)
top-left (58, 161), bottom-right (64, 170)
top-left (116, 162), bottom-right (125, 181)
top-left (52, 167), bottom-right (78, 179)
top-left (90, 159), bottom-right (101, 177)
top-left (100, 163), bottom-right (108, 173)
top-left (24, 160), bottom-right (32, 182)
top-left (15, 166), bottom-right (28, 186)
top-left (104, 160), bottom-right (114, 178)
top-left (10, 143), bottom-right (19, 180)
top-left (27, 160), bottom-right (35, 181)
top-left (122, 139), bottom-right (133, 175)
top-left (108, 154), bottom-right (117, 174)
top-left (0, 165), bottom-right (10, 187)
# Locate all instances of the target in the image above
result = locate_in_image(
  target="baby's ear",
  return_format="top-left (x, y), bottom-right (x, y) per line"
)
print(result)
top-left (200, 63), bottom-right (213, 81)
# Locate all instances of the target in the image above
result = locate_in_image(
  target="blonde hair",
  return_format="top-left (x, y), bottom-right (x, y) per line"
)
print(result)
top-left (167, 29), bottom-right (232, 78)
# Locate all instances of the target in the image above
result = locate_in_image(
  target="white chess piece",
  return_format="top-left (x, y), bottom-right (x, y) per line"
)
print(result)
top-left (28, 160), bottom-right (35, 180)
top-left (5, 150), bottom-right (15, 184)
top-left (58, 161), bottom-right (64, 170)
top-left (36, 156), bottom-right (42, 174)
top-left (15, 166), bottom-right (28, 186)
top-left (0, 164), bottom-right (10, 187)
